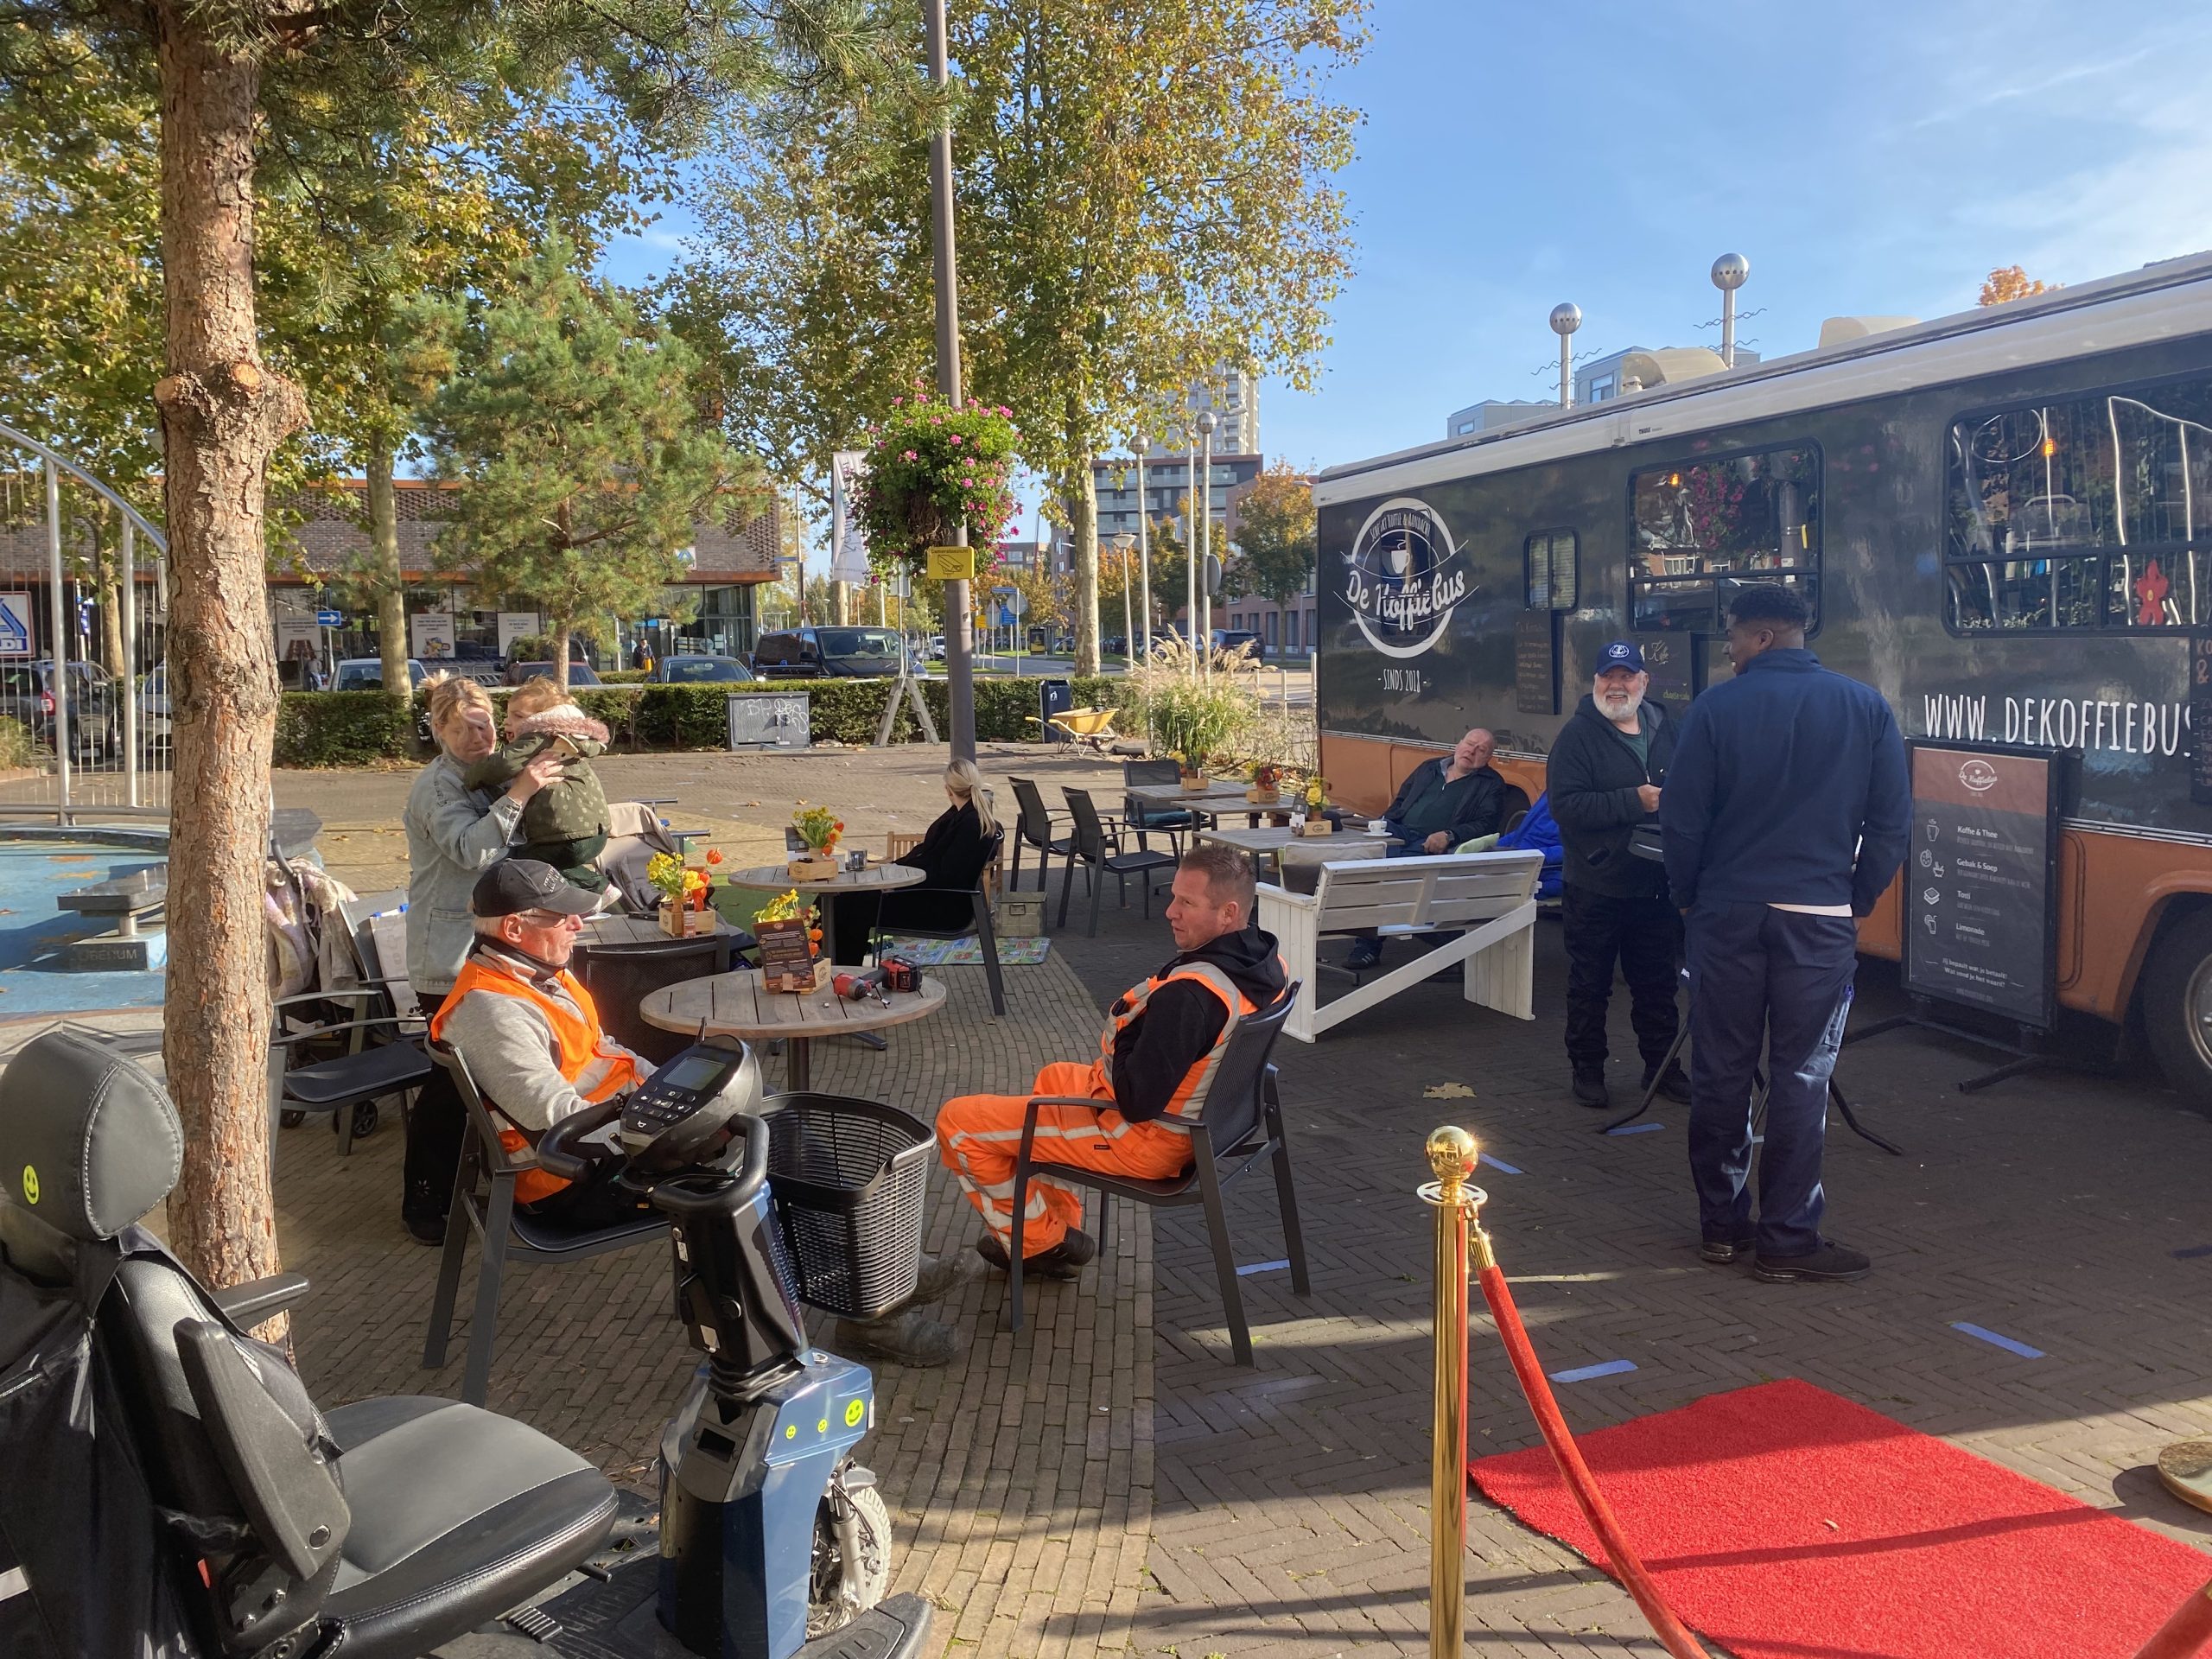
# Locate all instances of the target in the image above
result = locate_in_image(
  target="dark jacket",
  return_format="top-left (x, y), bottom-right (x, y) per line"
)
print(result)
top-left (1660, 648), bottom-right (1910, 915)
top-left (1382, 757), bottom-right (1506, 849)
top-left (835, 801), bottom-right (994, 959)
top-left (1110, 922), bottom-right (1286, 1123)
top-left (464, 704), bottom-right (611, 846)
top-left (1548, 696), bottom-right (1676, 897)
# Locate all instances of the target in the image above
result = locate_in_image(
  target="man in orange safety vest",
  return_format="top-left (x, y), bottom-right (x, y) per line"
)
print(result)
top-left (938, 842), bottom-right (1287, 1279)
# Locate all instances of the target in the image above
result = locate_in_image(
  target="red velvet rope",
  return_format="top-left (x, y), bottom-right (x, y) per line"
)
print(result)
top-left (1476, 1262), bottom-right (1713, 1659)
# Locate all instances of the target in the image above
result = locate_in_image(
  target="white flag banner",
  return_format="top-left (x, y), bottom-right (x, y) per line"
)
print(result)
top-left (829, 449), bottom-right (872, 584)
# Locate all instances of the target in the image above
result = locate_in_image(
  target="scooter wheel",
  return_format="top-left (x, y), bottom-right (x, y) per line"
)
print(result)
top-left (807, 1485), bottom-right (892, 1639)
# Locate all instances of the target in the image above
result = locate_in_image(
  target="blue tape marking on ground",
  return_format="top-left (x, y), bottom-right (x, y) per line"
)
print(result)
top-left (1605, 1122), bottom-right (1664, 1136)
top-left (1950, 1322), bottom-right (2046, 1360)
top-left (1478, 1153), bottom-right (1522, 1174)
top-left (1236, 1259), bottom-right (1289, 1277)
top-left (1548, 1359), bottom-right (1638, 1383)
top-left (2174, 1244), bottom-right (2212, 1260)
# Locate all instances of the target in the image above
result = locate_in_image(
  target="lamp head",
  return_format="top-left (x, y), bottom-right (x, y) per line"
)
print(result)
top-left (1712, 251), bottom-right (1750, 291)
top-left (1548, 302), bottom-right (1582, 337)
top-left (1197, 408), bottom-right (1217, 437)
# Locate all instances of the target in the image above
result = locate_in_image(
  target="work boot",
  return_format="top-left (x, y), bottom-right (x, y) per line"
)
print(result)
top-left (906, 1252), bottom-right (963, 1306)
top-left (974, 1228), bottom-right (1099, 1281)
top-left (1752, 1239), bottom-right (1872, 1284)
top-left (1344, 938), bottom-right (1384, 971)
top-left (1571, 1065), bottom-right (1609, 1109)
top-left (1699, 1230), bottom-right (1757, 1265)
top-left (404, 1213), bottom-right (447, 1246)
top-left (831, 1307), bottom-right (958, 1368)
top-left (1643, 1062), bottom-right (1693, 1105)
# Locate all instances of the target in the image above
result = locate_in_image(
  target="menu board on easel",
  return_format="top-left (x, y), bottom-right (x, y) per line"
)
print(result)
top-left (1902, 740), bottom-right (2061, 1030)
top-left (755, 918), bottom-right (823, 992)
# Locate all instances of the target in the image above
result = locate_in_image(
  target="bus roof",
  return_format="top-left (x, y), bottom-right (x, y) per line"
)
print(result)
top-left (1316, 250), bottom-right (2212, 508)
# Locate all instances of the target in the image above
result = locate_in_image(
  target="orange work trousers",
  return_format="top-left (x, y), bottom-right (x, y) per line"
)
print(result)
top-left (937, 1061), bottom-right (1192, 1256)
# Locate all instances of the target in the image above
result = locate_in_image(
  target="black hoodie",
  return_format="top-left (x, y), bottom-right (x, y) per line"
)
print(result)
top-left (1109, 921), bottom-right (1287, 1122)
top-left (1548, 693), bottom-right (1675, 898)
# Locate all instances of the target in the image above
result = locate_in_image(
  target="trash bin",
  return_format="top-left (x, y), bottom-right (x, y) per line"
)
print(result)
top-left (1039, 677), bottom-right (1073, 744)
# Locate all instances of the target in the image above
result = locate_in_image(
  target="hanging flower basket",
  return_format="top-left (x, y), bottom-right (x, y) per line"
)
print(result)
top-left (853, 383), bottom-right (1020, 574)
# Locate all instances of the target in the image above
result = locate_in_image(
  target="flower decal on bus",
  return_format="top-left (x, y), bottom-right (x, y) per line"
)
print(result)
top-left (1343, 497), bottom-right (1466, 659)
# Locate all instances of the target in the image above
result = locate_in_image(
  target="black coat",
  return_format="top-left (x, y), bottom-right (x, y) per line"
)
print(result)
top-left (833, 802), bottom-right (995, 959)
top-left (1548, 695), bottom-right (1675, 897)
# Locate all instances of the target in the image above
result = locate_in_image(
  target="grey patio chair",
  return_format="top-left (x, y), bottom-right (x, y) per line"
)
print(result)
top-left (1058, 786), bottom-right (1175, 938)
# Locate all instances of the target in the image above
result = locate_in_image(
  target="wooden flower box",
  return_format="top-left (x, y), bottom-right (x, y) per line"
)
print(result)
top-left (787, 854), bottom-right (842, 880)
top-left (1294, 817), bottom-right (1335, 837)
top-left (658, 902), bottom-right (717, 938)
top-left (1245, 786), bottom-right (1281, 804)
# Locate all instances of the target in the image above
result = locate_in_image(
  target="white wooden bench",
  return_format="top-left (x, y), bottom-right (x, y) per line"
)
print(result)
top-left (1257, 849), bottom-right (1543, 1043)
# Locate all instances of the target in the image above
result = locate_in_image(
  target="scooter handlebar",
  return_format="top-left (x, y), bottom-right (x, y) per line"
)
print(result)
top-left (534, 1097), bottom-right (626, 1181)
top-left (645, 1114), bottom-right (772, 1215)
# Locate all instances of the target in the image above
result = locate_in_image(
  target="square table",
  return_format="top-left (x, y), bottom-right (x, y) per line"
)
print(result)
top-left (1197, 822), bottom-right (1395, 880)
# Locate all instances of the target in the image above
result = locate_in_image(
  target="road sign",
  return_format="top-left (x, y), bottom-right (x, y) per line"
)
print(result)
top-left (0, 593), bottom-right (30, 657)
top-left (1002, 588), bottom-right (1029, 617)
top-left (315, 609), bottom-right (343, 627)
top-left (926, 545), bottom-right (975, 581)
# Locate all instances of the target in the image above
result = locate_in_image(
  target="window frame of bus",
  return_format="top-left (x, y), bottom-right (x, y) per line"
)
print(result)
top-left (1942, 369), bottom-right (2212, 636)
top-left (1523, 529), bottom-right (1580, 612)
top-left (1625, 440), bottom-right (1824, 639)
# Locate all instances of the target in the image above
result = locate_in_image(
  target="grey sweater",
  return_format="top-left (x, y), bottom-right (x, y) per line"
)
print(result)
top-left (404, 753), bottom-right (525, 996)
top-left (435, 947), bottom-right (653, 1130)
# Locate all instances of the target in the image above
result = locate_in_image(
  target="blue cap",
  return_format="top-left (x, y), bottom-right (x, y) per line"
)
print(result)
top-left (1597, 640), bottom-right (1644, 673)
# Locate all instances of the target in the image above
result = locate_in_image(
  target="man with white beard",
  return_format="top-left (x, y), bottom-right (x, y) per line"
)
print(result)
top-left (1547, 641), bottom-right (1687, 1109)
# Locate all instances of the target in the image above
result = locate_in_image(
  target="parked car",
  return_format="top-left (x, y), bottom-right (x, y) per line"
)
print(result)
top-left (751, 626), bottom-right (904, 678)
top-left (1213, 629), bottom-right (1264, 661)
top-left (137, 664), bottom-right (170, 750)
top-left (926, 635), bottom-right (947, 661)
top-left (0, 660), bottom-right (119, 756)
top-left (653, 654), bottom-right (755, 684)
top-left (333, 657), bottom-right (427, 692)
top-left (505, 662), bottom-right (602, 688)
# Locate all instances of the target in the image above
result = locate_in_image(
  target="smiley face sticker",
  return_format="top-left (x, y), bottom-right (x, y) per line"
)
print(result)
top-left (844, 1399), bottom-right (865, 1427)
top-left (20, 1166), bottom-right (36, 1205)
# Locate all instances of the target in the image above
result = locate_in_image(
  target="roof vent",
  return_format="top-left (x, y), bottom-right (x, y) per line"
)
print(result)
top-left (1817, 315), bottom-right (1919, 350)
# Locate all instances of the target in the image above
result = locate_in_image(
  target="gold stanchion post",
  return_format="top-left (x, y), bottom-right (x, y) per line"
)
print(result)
top-left (1421, 1126), bottom-right (1486, 1657)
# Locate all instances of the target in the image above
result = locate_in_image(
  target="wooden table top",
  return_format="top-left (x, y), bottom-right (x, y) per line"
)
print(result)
top-left (727, 862), bottom-right (927, 895)
top-left (639, 967), bottom-right (947, 1039)
top-left (1125, 779), bottom-right (1268, 806)
top-left (1198, 823), bottom-right (1394, 858)
top-left (577, 911), bottom-right (738, 950)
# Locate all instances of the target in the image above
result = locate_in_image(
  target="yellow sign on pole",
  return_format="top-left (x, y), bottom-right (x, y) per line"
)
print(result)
top-left (925, 544), bottom-right (975, 582)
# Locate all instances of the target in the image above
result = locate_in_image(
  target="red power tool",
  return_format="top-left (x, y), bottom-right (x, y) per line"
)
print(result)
top-left (831, 969), bottom-right (889, 1006)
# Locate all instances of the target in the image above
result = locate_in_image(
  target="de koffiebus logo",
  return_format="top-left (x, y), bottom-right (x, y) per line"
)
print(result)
top-left (1344, 498), bottom-right (1466, 659)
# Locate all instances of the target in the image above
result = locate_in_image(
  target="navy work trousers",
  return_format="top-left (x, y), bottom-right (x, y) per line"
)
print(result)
top-left (1684, 901), bottom-right (1857, 1258)
top-left (1560, 885), bottom-right (1681, 1071)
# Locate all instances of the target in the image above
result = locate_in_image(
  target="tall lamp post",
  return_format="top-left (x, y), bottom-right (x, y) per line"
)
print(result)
top-left (925, 0), bottom-right (975, 760)
top-left (1549, 303), bottom-right (1580, 408)
top-left (1711, 252), bottom-right (1750, 368)
top-left (1185, 426), bottom-right (1199, 678)
top-left (1135, 447), bottom-right (1151, 662)
top-left (1197, 408), bottom-right (1217, 669)
top-left (1112, 531), bottom-right (1135, 670)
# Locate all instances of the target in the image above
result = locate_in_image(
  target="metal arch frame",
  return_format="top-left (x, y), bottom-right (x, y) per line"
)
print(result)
top-left (0, 421), bottom-right (167, 553)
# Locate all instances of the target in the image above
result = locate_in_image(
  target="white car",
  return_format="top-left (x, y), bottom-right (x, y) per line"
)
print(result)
top-left (926, 635), bottom-right (947, 661)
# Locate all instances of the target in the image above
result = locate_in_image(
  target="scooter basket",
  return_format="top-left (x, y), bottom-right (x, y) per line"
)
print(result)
top-left (757, 1092), bottom-right (931, 1319)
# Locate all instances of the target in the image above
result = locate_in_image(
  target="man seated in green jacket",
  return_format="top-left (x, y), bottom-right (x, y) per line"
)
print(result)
top-left (1344, 728), bottom-right (1506, 970)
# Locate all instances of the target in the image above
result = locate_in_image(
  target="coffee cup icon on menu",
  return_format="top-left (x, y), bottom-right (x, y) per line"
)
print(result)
top-left (1925, 820), bottom-right (1940, 842)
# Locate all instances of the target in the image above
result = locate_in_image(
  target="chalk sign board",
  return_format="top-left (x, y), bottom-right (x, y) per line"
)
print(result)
top-left (1902, 740), bottom-right (2061, 1030)
top-left (1513, 613), bottom-right (1557, 715)
top-left (2192, 634), bottom-right (2212, 805)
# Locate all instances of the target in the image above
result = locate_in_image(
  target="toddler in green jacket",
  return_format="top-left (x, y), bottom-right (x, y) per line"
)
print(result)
top-left (465, 676), bottom-right (612, 890)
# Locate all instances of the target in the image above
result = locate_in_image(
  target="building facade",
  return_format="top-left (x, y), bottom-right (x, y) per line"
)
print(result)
top-left (1090, 452), bottom-right (1264, 544)
top-left (1141, 371), bottom-right (1259, 459)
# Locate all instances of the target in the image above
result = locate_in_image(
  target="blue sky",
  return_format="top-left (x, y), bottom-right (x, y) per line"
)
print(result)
top-left (601, 0), bottom-right (2212, 505)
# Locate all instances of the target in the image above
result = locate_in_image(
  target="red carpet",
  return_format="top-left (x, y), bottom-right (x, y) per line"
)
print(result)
top-left (1469, 1379), bottom-right (2211, 1659)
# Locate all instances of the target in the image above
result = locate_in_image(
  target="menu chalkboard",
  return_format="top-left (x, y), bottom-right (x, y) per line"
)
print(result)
top-left (1514, 613), bottom-right (1557, 715)
top-left (2191, 635), bottom-right (2212, 805)
top-left (1902, 741), bottom-right (2059, 1029)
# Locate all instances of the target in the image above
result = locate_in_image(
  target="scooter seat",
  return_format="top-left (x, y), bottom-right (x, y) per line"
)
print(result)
top-left (317, 1396), bottom-right (616, 1656)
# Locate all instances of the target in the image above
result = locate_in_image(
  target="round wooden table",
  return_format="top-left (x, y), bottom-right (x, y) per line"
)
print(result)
top-left (639, 966), bottom-right (946, 1091)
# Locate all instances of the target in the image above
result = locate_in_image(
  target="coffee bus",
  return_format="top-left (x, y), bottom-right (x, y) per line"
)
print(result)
top-left (1313, 251), bottom-right (2212, 1106)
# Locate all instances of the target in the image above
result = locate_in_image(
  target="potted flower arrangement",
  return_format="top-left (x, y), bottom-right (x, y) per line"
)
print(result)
top-left (753, 889), bottom-right (830, 994)
top-left (1294, 775), bottom-right (1333, 837)
top-left (647, 848), bottom-right (722, 937)
top-left (788, 804), bottom-right (844, 880)
top-left (1246, 762), bottom-right (1282, 805)
top-left (852, 382), bottom-right (1021, 574)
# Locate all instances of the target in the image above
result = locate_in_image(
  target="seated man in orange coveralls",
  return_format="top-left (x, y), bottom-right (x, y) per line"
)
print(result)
top-left (938, 842), bottom-right (1287, 1278)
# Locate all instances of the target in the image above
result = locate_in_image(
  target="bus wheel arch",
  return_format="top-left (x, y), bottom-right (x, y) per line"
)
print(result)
top-left (2133, 894), bottom-right (2212, 1116)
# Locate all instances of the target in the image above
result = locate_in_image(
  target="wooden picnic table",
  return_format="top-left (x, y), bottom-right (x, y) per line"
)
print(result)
top-left (575, 910), bottom-right (741, 950)
top-left (1124, 779), bottom-right (1269, 810)
top-left (1197, 823), bottom-right (1395, 879)
top-left (639, 966), bottom-right (946, 1091)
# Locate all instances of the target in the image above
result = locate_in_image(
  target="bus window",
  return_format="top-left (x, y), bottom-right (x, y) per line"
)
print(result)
top-left (1525, 530), bottom-right (1579, 610)
top-left (1948, 377), bottom-right (2212, 631)
top-left (1629, 445), bottom-right (1821, 632)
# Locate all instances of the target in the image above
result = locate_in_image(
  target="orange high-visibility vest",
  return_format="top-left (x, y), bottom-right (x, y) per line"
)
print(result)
top-left (1090, 961), bottom-right (1261, 1124)
top-left (430, 954), bottom-right (639, 1203)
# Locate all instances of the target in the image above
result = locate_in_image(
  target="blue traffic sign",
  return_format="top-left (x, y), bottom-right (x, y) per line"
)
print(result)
top-left (315, 609), bottom-right (343, 626)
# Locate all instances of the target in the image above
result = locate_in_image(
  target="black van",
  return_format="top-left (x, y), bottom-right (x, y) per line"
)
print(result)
top-left (751, 626), bottom-right (905, 678)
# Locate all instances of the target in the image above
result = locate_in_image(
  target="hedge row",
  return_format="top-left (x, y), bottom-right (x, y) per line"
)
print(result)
top-left (272, 674), bottom-right (1142, 767)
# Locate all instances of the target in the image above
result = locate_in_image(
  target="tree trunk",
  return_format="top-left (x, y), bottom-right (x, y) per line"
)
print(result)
top-left (1066, 460), bottom-right (1101, 677)
top-left (833, 581), bottom-right (850, 626)
top-left (150, 6), bottom-right (304, 1326)
top-left (94, 513), bottom-right (127, 674)
top-left (367, 448), bottom-right (410, 705)
top-left (550, 618), bottom-right (572, 692)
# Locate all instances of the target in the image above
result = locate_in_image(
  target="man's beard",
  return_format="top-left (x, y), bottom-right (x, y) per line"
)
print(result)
top-left (1599, 689), bottom-right (1644, 726)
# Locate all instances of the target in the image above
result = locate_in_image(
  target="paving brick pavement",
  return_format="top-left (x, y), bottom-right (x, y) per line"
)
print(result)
top-left (1049, 887), bottom-right (2212, 1658)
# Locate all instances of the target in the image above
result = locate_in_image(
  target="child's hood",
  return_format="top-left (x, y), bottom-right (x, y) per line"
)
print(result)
top-left (512, 704), bottom-right (611, 746)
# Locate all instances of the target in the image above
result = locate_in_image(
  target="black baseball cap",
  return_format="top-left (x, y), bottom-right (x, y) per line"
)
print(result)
top-left (1597, 640), bottom-right (1645, 673)
top-left (471, 858), bottom-right (601, 918)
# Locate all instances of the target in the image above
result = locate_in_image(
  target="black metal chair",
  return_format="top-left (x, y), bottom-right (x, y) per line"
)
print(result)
top-left (1007, 776), bottom-right (1073, 893)
top-left (268, 893), bottom-right (429, 1154)
top-left (1005, 986), bottom-right (1308, 1364)
top-left (572, 930), bottom-right (735, 1064)
top-left (870, 827), bottom-right (1008, 1016)
top-left (422, 1043), bottom-right (665, 1407)
top-left (1122, 758), bottom-right (1209, 858)
top-left (1058, 786), bottom-right (1176, 937)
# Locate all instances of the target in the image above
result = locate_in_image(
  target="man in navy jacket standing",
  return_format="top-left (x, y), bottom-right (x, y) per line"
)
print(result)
top-left (1660, 586), bottom-right (1908, 1283)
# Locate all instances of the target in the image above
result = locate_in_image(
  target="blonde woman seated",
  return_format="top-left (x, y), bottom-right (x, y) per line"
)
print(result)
top-left (830, 760), bottom-right (998, 963)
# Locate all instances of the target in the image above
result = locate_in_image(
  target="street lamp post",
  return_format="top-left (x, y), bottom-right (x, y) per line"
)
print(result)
top-left (924, 0), bottom-right (975, 760)
top-left (1113, 531), bottom-right (1134, 671)
top-left (1135, 448), bottom-right (1151, 662)
top-left (1185, 428), bottom-right (1198, 678)
top-left (1549, 303), bottom-right (1581, 408)
top-left (1711, 252), bottom-right (1750, 369)
top-left (1197, 408), bottom-right (1217, 669)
